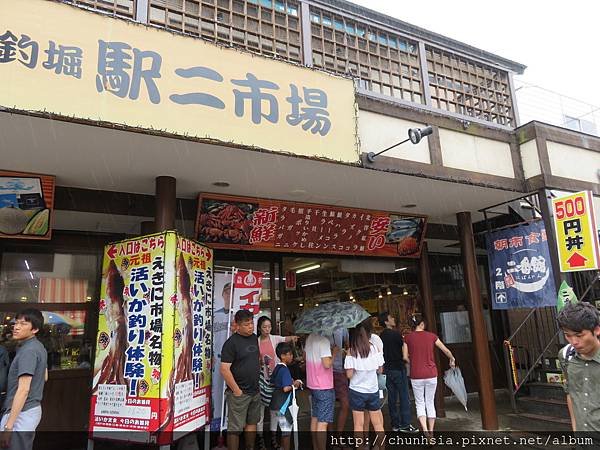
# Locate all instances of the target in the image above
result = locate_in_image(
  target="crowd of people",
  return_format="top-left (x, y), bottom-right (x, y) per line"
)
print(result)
top-left (219, 308), bottom-right (456, 450)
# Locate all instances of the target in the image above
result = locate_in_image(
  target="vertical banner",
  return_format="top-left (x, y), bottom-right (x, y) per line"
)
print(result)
top-left (487, 221), bottom-right (557, 310)
top-left (551, 190), bottom-right (600, 272)
top-left (90, 232), bottom-right (213, 444)
top-left (210, 270), bottom-right (263, 431)
top-left (169, 237), bottom-right (213, 435)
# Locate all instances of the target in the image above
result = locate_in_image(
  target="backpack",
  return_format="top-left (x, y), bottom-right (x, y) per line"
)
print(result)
top-left (560, 344), bottom-right (577, 380)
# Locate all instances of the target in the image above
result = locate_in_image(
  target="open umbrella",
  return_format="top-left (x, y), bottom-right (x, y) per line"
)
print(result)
top-left (290, 385), bottom-right (300, 450)
top-left (443, 367), bottom-right (468, 411)
top-left (293, 302), bottom-right (370, 334)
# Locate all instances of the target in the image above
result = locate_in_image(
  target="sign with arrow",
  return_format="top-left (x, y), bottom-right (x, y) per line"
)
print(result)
top-left (552, 191), bottom-right (600, 273)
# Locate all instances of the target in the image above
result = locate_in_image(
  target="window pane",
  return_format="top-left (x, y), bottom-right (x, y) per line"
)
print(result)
top-left (0, 252), bottom-right (97, 303)
top-left (0, 310), bottom-right (91, 370)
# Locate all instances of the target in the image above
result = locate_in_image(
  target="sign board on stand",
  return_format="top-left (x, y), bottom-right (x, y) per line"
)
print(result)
top-left (89, 232), bottom-right (213, 445)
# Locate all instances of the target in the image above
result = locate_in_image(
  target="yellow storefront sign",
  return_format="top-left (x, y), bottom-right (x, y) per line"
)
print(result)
top-left (551, 191), bottom-right (600, 272)
top-left (90, 232), bottom-right (213, 444)
top-left (0, 0), bottom-right (358, 162)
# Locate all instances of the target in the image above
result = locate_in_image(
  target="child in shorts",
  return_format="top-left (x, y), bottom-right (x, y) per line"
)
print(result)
top-left (269, 342), bottom-right (303, 450)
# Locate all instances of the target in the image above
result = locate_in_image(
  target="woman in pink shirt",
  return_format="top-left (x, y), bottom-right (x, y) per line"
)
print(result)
top-left (403, 314), bottom-right (455, 440)
top-left (257, 316), bottom-right (297, 450)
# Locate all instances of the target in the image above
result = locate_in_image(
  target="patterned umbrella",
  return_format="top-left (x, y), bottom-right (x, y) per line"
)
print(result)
top-left (293, 302), bottom-right (370, 334)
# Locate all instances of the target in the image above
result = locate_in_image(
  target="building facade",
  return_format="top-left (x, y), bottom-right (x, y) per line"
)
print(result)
top-left (1, 0), bottom-right (600, 443)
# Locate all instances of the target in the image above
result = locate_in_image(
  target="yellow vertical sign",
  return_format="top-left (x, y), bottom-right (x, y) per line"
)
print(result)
top-left (90, 232), bottom-right (213, 445)
top-left (552, 191), bottom-right (600, 272)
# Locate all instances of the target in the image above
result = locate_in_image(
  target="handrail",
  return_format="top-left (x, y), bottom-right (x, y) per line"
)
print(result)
top-left (506, 308), bottom-right (537, 342)
top-left (514, 329), bottom-right (561, 391)
top-left (503, 307), bottom-right (562, 412)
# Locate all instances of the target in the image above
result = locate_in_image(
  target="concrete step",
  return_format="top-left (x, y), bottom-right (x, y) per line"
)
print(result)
top-left (517, 396), bottom-right (570, 419)
top-left (506, 412), bottom-right (571, 432)
top-left (526, 382), bottom-right (566, 401)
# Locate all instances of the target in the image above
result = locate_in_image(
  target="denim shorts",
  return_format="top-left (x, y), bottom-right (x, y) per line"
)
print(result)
top-left (348, 389), bottom-right (380, 412)
top-left (310, 388), bottom-right (335, 423)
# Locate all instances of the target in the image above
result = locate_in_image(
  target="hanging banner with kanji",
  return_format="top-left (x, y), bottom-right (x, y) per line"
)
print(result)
top-left (0, 0), bottom-right (358, 163)
top-left (486, 221), bottom-right (556, 310)
top-left (0, 170), bottom-right (55, 240)
top-left (90, 232), bottom-right (213, 444)
top-left (551, 190), bottom-right (600, 272)
top-left (196, 193), bottom-right (427, 258)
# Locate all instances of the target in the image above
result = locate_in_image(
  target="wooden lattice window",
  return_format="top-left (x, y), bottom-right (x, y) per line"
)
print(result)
top-left (64, 0), bottom-right (136, 18)
top-left (148, 0), bottom-right (302, 63)
top-left (309, 9), bottom-right (423, 104)
top-left (426, 46), bottom-right (514, 126)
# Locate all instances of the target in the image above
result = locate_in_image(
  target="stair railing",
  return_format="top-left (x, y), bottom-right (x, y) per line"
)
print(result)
top-left (503, 307), bottom-right (562, 411)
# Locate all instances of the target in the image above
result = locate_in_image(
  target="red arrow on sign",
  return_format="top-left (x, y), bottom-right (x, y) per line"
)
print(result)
top-left (106, 244), bottom-right (117, 260)
top-left (567, 252), bottom-right (587, 268)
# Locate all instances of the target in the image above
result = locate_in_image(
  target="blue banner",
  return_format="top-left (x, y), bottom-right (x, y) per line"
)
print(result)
top-left (487, 221), bottom-right (557, 310)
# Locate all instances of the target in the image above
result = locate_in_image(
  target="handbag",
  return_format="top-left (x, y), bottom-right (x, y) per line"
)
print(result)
top-left (259, 368), bottom-right (275, 407)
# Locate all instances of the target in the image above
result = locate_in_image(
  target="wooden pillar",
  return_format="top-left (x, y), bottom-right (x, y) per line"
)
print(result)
top-left (457, 211), bottom-right (498, 430)
top-left (140, 220), bottom-right (155, 235)
top-left (418, 242), bottom-right (445, 417)
top-left (155, 176), bottom-right (176, 232)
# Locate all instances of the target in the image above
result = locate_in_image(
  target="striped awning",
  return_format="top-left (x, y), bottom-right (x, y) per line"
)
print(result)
top-left (38, 278), bottom-right (88, 335)
top-left (38, 278), bottom-right (88, 303)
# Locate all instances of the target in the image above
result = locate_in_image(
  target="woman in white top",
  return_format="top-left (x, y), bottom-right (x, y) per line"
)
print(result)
top-left (344, 323), bottom-right (385, 445)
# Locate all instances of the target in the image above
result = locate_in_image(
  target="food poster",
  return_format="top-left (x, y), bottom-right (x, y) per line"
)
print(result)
top-left (170, 236), bottom-right (213, 435)
top-left (196, 193), bottom-right (427, 258)
top-left (211, 270), bottom-right (263, 431)
top-left (0, 170), bottom-right (54, 240)
top-left (90, 232), bottom-right (213, 444)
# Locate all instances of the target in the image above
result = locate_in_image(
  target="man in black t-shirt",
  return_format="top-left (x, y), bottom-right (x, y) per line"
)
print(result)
top-left (220, 310), bottom-right (261, 450)
top-left (378, 312), bottom-right (418, 433)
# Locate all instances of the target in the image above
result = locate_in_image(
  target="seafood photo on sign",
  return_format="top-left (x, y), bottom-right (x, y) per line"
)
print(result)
top-left (385, 216), bottom-right (425, 256)
top-left (197, 199), bottom-right (258, 244)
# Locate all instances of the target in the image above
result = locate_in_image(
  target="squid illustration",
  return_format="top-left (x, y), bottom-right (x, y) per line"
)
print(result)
top-left (93, 260), bottom-right (128, 391)
top-left (160, 253), bottom-right (195, 430)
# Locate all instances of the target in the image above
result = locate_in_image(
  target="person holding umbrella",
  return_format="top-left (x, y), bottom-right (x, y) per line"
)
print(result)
top-left (403, 314), bottom-right (455, 441)
top-left (294, 301), bottom-right (371, 450)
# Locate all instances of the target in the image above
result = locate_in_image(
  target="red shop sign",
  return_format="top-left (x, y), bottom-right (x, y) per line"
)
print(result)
top-left (195, 193), bottom-right (427, 258)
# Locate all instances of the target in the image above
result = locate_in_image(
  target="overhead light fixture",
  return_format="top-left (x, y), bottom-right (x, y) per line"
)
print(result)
top-left (5, 317), bottom-right (10, 321)
top-left (29, 272), bottom-right (34, 280)
top-left (24, 260), bottom-right (30, 270)
top-left (86, 296), bottom-right (92, 301)
top-left (349, 292), bottom-right (354, 300)
top-left (387, 287), bottom-right (392, 295)
top-left (212, 181), bottom-right (230, 187)
top-left (301, 281), bottom-right (320, 287)
top-left (299, 303), bottom-right (304, 307)
top-left (378, 291), bottom-right (383, 299)
top-left (277, 307), bottom-right (281, 311)
top-left (403, 288), bottom-right (409, 296)
top-left (352, 299), bottom-right (356, 303)
top-left (367, 126), bottom-right (433, 163)
top-left (296, 264), bottom-right (321, 274)
top-left (20, 296), bottom-right (27, 301)
top-left (315, 303), bottom-right (319, 307)
top-left (395, 267), bottom-right (407, 272)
